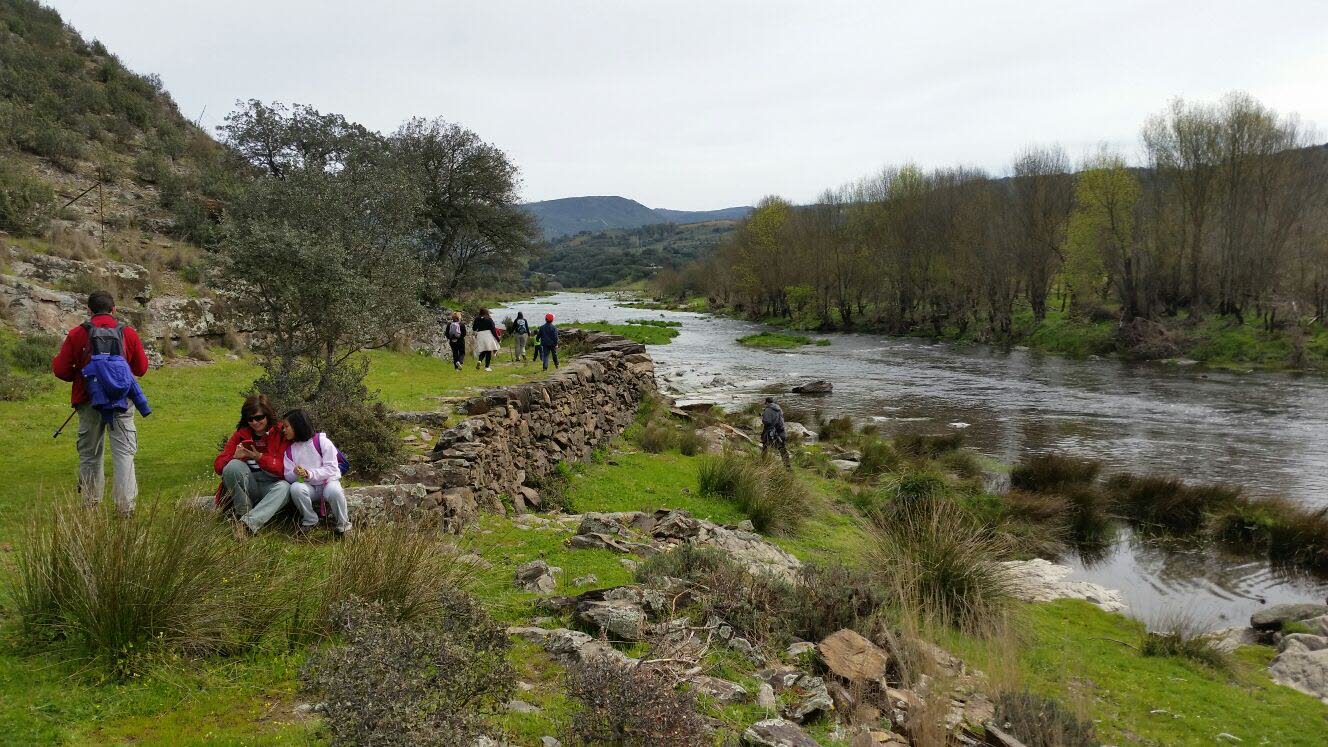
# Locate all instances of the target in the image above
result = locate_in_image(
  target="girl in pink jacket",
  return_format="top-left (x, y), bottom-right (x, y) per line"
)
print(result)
top-left (281, 409), bottom-right (351, 537)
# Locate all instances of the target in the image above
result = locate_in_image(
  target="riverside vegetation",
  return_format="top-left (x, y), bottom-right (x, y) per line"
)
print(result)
top-left (653, 93), bottom-right (1328, 372)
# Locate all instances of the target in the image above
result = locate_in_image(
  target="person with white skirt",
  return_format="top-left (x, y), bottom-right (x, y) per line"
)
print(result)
top-left (471, 308), bottom-right (501, 372)
top-left (281, 408), bottom-right (351, 538)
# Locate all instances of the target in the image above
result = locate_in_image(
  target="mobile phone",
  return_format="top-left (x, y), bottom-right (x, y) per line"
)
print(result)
top-left (240, 439), bottom-right (256, 449)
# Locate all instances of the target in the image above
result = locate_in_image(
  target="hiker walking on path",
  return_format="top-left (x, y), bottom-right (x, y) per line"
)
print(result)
top-left (51, 290), bottom-right (150, 514)
top-left (282, 408), bottom-right (352, 538)
top-left (760, 397), bottom-right (791, 468)
top-left (472, 308), bottom-right (500, 372)
top-left (512, 311), bottom-right (531, 361)
top-left (537, 313), bottom-right (560, 371)
top-left (445, 311), bottom-right (467, 370)
top-left (214, 394), bottom-right (291, 536)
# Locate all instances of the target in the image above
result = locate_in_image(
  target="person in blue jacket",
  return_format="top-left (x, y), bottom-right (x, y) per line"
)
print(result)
top-left (536, 313), bottom-right (559, 370)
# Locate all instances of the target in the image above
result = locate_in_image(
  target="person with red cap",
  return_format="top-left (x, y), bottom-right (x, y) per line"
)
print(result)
top-left (536, 313), bottom-right (559, 370)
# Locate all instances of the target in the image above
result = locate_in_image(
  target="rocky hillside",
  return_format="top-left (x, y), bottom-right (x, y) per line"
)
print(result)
top-left (1, 0), bottom-right (234, 364)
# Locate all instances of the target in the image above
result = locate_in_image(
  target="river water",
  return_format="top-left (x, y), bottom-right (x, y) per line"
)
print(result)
top-left (495, 292), bottom-right (1328, 625)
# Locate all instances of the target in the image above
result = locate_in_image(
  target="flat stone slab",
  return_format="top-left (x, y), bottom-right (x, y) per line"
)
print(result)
top-left (1251, 603), bottom-right (1328, 631)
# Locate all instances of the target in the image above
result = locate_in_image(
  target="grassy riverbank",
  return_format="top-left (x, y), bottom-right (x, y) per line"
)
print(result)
top-left (665, 294), bottom-right (1328, 373)
top-left (3, 339), bottom-right (1326, 745)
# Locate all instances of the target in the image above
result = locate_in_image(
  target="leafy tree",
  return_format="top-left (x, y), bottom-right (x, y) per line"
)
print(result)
top-left (215, 101), bottom-right (428, 476)
top-left (1064, 153), bottom-right (1142, 319)
top-left (391, 118), bottom-right (538, 297)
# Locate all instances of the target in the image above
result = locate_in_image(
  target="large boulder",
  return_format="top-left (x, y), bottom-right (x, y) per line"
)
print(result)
top-left (791, 380), bottom-right (832, 395)
top-left (784, 422), bottom-right (817, 444)
top-left (688, 674), bottom-right (749, 705)
top-left (997, 558), bottom-right (1126, 613)
top-left (1251, 603), bottom-right (1328, 631)
top-left (515, 560), bottom-right (560, 593)
top-left (817, 629), bottom-right (889, 682)
top-left (1268, 633), bottom-right (1328, 703)
top-left (742, 718), bottom-right (819, 747)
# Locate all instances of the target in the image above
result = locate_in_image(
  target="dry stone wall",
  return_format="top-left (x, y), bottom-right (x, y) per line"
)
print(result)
top-left (350, 330), bottom-right (655, 531)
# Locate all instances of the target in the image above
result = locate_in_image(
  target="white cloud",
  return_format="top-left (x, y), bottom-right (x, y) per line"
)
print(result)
top-left (44, 0), bottom-right (1328, 210)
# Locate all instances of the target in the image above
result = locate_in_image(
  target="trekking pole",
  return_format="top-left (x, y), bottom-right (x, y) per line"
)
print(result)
top-left (53, 408), bottom-right (77, 439)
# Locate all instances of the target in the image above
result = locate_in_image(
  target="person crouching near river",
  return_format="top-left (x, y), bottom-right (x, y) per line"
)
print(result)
top-left (281, 408), bottom-right (352, 538)
top-left (215, 394), bottom-right (292, 538)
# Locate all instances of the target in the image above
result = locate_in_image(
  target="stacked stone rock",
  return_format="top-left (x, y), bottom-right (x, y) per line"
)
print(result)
top-left (348, 330), bottom-right (656, 532)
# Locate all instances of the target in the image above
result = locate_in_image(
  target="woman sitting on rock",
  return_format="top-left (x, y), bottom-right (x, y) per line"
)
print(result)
top-left (472, 307), bottom-right (501, 372)
top-left (282, 408), bottom-right (352, 538)
top-left (214, 394), bottom-right (292, 537)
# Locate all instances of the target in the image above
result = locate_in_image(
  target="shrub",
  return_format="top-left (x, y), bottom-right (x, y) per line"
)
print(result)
top-left (1010, 453), bottom-right (1101, 493)
top-left (315, 525), bottom-right (476, 636)
top-left (303, 597), bottom-right (512, 747)
top-left (994, 691), bottom-right (1096, 747)
top-left (257, 359), bottom-right (405, 480)
top-left (637, 421), bottom-right (674, 453)
top-left (869, 499), bottom-right (1013, 633)
top-left (1107, 473), bottom-right (1241, 534)
top-left (9, 334), bottom-right (61, 374)
top-left (819, 415), bottom-right (855, 442)
top-left (0, 162), bottom-right (55, 236)
top-left (528, 463), bottom-right (573, 512)
top-left (895, 432), bottom-right (964, 459)
top-left (566, 659), bottom-right (709, 746)
top-left (787, 563), bottom-right (887, 641)
top-left (10, 499), bottom-right (286, 674)
top-left (676, 426), bottom-right (704, 456)
top-left (1140, 616), bottom-right (1232, 671)
top-left (855, 438), bottom-right (900, 479)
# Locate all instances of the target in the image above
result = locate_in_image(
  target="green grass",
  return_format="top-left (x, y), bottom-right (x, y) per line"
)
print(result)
top-left (0, 346), bottom-right (556, 745)
top-left (736, 331), bottom-right (825, 348)
top-left (944, 599), bottom-right (1328, 746)
top-left (568, 321), bottom-right (680, 345)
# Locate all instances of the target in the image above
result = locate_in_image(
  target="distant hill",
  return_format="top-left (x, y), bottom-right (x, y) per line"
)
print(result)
top-left (521, 195), bottom-right (751, 240)
top-left (528, 220), bottom-right (737, 288)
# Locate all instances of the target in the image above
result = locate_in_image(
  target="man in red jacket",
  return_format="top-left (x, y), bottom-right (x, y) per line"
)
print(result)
top-left (51, 290), bottom-right (150, 515)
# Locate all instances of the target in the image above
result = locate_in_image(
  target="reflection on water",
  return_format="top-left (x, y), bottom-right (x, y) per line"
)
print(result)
top-left (494, 293), bottom-right (1328, 623)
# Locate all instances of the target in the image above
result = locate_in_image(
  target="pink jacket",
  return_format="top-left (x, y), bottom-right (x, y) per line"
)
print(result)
top-left (283, 433), bottom-right (343, 485)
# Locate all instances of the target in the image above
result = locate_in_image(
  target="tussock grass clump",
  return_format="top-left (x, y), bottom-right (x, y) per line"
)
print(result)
top-left (819, 415), bottom-right (856, 442)
top-left (635, 544), bottom-right (732, 584)
top-left (316, 525), bottom-right (478, 635)
top-left (855, 438), bottom-right (901, 479)
top-left (869, 499), bottom-right (1014, 634)
top-left (1267, 506), bottom-right (1328, 572)
top-left (566, 659), bottom-right (709, 746)
top-left (994, 691), bottom-right (1097, 747)
top-left (636, 421), bottom-right (674, 453)
top-left (1211, 495), bottom-right (1293, 546)
top-left (895, 431), bottom-right (964, 459)
top-left (696, 453), bottom-right (809, 534)
top-left (1140, 616), bottom-right (1233, 671)
top-left (882, 469), bottom-right (949, 509)
top-left (304, 597), bottom-right (513, 747)
top-left (938, 448), bottom-right (983, 478)
top-left (11, 499), bottom-right (286, 673)
top-left (1107, 473), bottom-right (1241, 534)
top-left (1003, 490), bottom-right (1069, 523)
top-left (1010, 453), bottom-right (1101, 493)
top-left (676, 426), bottom-right (705, 456)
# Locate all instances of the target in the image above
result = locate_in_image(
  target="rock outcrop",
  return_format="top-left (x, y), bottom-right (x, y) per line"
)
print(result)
top-left (997, 558), bottom-right (1127, 613)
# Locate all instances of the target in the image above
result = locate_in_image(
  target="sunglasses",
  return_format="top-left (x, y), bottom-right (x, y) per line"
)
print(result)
top-left (246, 414), bottom-right (268, 422)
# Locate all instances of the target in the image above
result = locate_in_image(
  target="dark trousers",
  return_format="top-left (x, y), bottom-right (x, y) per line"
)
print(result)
top-left (762, 427), bottom-right (791, 467)
top-left (540, 346), bottom-right (559, 370)
top-left (449, 340), bottom-right (465, 368)
top-left (479, 350), bottom-right (493, 367)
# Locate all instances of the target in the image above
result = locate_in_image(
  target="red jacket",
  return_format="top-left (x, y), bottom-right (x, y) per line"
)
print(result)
top-left (214, 423), bottom-right (290, 478)
top-left (51, 314), bottom-right (150, 406)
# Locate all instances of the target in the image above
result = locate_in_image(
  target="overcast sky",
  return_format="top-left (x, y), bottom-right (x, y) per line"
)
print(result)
top-left (43, 0), bottom-right (1328, 210)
